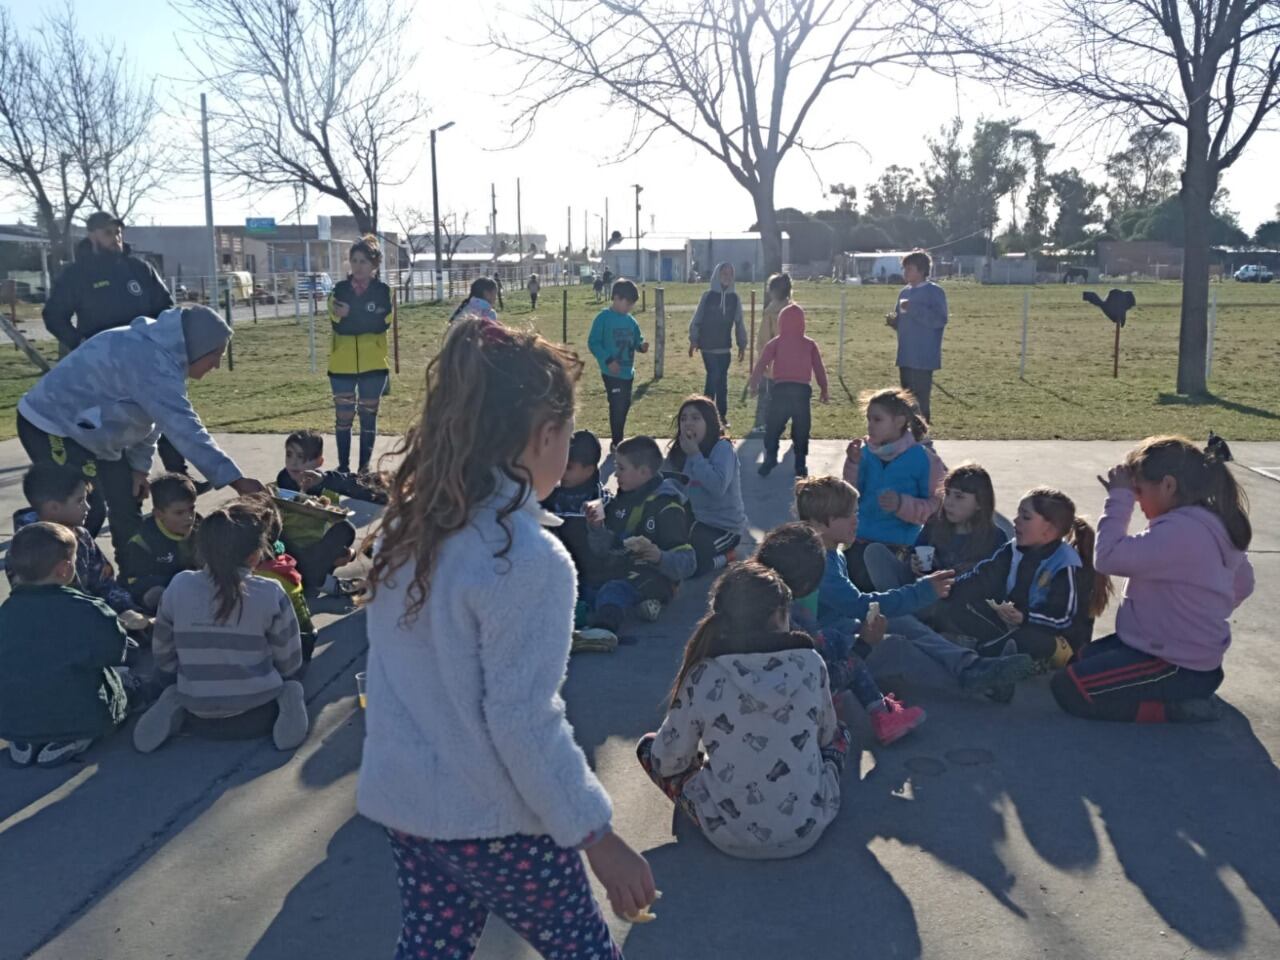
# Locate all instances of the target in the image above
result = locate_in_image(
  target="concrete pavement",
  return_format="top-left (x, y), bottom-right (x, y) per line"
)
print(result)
top-left (1, 435), bottom-right (1278, 960)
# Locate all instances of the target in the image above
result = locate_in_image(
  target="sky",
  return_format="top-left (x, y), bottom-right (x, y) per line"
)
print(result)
top-left (3, 0), bottom-right (1278, 248)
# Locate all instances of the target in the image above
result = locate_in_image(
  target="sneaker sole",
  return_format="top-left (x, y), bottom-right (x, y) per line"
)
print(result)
top-left (876, 709), bottom-right (927, 746)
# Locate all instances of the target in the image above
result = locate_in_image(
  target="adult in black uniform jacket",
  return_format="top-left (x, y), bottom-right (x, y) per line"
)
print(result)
top-left (42, 212), bottom-right (198, 533)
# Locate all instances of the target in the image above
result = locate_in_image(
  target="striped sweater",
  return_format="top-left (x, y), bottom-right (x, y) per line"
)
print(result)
top-left (152, 569), bottom-right (302, 718)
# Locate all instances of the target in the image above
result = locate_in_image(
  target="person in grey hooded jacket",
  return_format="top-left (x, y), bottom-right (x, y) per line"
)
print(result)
top-left (16, 306), bottom-right (266, 555)
top-left (688, 262), bottom-right (747, 422)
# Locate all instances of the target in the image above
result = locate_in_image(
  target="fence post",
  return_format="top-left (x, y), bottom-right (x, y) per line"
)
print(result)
top-left (294, 273), bottom-right (301, 324)
top-left (749, 291), bottom-right (756, 371)
top-left (1206, 287), bottom-right (1218, 379)
top-left (654, 286), bottom-right (666, 380)
top-left (224, 284), bottom-right (235, 371)
top-left (562, 288), bottom-right (568, 342)
top-left (838, 288), bottom-right (847, 380)
top-left (250, 274), bottom-right (258, 323)
top-left (641, 286), bottom-right (647, 313)
top-left (1019, 290), bottom-right (1029, 379)
top-left (308, 288), bottom-right (317, 374)
top-left (392, 287), bottom-right (400, 374)
top-left (272, 273), bottom-right (279, 318)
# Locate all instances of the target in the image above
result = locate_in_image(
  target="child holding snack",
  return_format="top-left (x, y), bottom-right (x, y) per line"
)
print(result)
top-left (1052, 436), bottom-right (1253, 723)
top-left (0, 523), bottom-right (131, 767)
top-left (540, 429), bottom-right (607, 591)
top-left (357, 318), bottom-right (654, 954)
top-left (637, 562), bottom-right (850, 859)
top-left (842, 387), bottom-right (945, 589)
top-left (133, 505), bottom-right (307, 753)
top-left (665, 395), bottom-right (745, 575)
top-left (118, 472), bottom-right (200, 612)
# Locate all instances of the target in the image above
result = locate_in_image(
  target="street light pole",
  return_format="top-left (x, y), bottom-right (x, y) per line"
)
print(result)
top-left (632, 184), bottom-right (643, 282)
top-left (430, 121), bottom-right (454, 301)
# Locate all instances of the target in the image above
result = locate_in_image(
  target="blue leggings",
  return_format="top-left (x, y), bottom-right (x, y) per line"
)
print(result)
top-left (386, 829), bottom-right (621, 960)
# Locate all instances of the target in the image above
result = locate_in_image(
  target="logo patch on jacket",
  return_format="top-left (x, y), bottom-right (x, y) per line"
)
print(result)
top-left (645, 518), bottom-right (656, 533)
top-left (366, 301), bottom-right (379, 312)
top-left (1039, 572), bottom-right (1052, 589)
top-left (127, 280), bottom-right (142, 296)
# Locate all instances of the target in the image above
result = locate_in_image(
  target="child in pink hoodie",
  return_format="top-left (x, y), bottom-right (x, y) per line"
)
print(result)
top-left (1051, 435), bottom-right (1254, 723)
top-left (750, 303), bottom-right (828, 477)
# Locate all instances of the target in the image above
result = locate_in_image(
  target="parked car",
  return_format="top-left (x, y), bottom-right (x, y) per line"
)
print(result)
top-left (295, 272), bottom-right (335, 299)
top-left (1233, 264), bottom-right (1274, 283)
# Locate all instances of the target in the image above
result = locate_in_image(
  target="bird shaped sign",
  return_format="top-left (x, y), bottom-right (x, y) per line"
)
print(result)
top-left (1083, 288), bottom-right (1136, 377)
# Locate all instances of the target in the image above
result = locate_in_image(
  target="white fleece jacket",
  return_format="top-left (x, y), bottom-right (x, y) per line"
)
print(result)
top-left (356, 475), bottom-right (613, 848)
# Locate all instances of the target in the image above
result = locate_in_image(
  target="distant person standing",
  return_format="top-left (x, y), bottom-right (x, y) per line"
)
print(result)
top-left (688, 262), bottom-right (747, 424)
top-left (885, 250), bottom-right (947, 422)
top-left (492, 270), bottom-right (505, 310)
top-left (42, 211), bottom-right (202, 531)
top-left (527, 273), bottom-right (541, 310)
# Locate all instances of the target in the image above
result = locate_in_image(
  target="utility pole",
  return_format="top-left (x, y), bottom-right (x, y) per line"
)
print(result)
top-left (605, 197), bottom-right (609, 248)
top-left (583, 209), bottom-right (588, 257)
top-left (430, 121), bottom-right (454, 301)
top-left (516, 177), bottom-right (524, 281)
top-left (201, 94), bottom-right (218, 306)
top-left (632, 184), bottom-right (643, 282)
top-left (490, 183), bottom-right (498, 261)
top-left (567, 206), bottom-right (572, 272)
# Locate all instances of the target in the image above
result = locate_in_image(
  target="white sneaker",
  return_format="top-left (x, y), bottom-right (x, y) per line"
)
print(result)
top-left (8, 741), bottom-right (35, 766)
top-left (273, 680), bottom-right (309, 750)
top-left (636, 599), bottom-right (663, 622)
top-left (133, 686), bottom-right (188, 753)
top-left (36, 739), bottom-right (92, 767)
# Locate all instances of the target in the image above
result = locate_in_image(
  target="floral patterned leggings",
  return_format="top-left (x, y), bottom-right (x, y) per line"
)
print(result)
top-left (386, 829), bottom-right (622, 960)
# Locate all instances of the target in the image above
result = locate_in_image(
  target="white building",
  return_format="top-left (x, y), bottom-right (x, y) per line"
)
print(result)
top-left (603, 232), bottom-right (791, 283)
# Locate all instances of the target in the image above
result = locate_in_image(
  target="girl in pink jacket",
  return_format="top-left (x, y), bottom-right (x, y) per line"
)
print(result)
top-left (750, 303), bottom-right (828, 478)
top-left (1051, 435), bottom-right (1254, 723)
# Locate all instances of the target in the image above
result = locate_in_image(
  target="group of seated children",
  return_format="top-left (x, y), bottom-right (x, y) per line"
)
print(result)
top-left (630, 430), bottom-right (1254, 859)
top-left (2, 431), bottom-right (390, 767)
top-left (550, 395), bottom-right (747, 652)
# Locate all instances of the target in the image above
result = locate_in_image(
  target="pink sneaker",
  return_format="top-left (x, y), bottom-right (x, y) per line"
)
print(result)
top-left (870, 694), bottom-right (926, 745)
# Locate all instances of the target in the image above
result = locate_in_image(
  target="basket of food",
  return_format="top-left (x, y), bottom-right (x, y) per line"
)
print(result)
top-left (268, 485), bottom-right (355, 522)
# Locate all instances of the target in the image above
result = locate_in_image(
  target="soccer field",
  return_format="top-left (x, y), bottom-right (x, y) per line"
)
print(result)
top-left (1, 279), bottom-right (1276, 441)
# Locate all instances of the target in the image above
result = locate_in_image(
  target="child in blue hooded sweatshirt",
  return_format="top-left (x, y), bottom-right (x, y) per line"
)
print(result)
top-left (588, 278), bottom-right (648, 447)
top-left (689, 262), bottom-right (748, 422)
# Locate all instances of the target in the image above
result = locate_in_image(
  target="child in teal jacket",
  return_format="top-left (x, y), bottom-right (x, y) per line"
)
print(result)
top-left (588, 278), bottom-right (648, 446)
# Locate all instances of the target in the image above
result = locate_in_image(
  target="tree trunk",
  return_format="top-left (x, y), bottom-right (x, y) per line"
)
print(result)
top-left (1176, 128), bottom-right (1213, 395)
top-left (752, 177), bottom-right (783, 277)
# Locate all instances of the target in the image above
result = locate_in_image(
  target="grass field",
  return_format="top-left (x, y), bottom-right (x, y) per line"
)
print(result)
top-left (1, 279), bottom-right (1277, 442)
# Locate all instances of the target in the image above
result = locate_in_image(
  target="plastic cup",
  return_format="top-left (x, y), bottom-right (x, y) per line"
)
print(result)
top-left (899, 297), bottom-right (911, 312)
top-left (914, 545), bottom-right (936, 572)
top-left (355, 671), bottom-right (367, 709)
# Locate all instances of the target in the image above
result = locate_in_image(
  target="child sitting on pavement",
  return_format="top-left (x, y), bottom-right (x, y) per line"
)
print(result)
top-left (133, 504), bottom-right (307, 753)
top-left (118, 472), bottom-right (200, 613)
top-left (1, 522), bottom-right (131, 767)
top-left (9, 463), bottom-right (145, 626)
top-left (540, 429), bottom-right (609, 626)
top-left (239, 495), bottom-right (318, 663)
top-left (276, 429), bottom-right (386, 595)
top-left (637, 562), bottom-right (850, 859)
top-left (795, 476), bottom-right (1034, 700)
top-left (573, 435), bottom-right (695, 652)
top-left (755, 521), bottom-right (926, 745)
top-left (664, 395), bottom-right (746, 575)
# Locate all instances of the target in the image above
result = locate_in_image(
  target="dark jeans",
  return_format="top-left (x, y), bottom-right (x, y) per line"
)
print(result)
top-left (763, 382), bottom-right (812, 471)
top-left (1051, 634), bottom-right (1224, 723)
top-left (530, 291), bottom-right (538, 309)
top-left (157, 435), bottom-right (188, 474)
top-left (701, 351), bottom-right (732, 420)
top-left (898, 366), bottom-right (934, 422)
top-left (329, 370), bottom-right (388, 472)
top-left (285, 520), bottom-right (357, 591)
top-left (689, 521), bottom-right (741, 576)
top-left (17, 412), bottom-right (141, 557)
top-left (601, 374), bottom-right (633, 446)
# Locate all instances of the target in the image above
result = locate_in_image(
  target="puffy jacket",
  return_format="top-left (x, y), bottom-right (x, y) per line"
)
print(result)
top-left (43, 239), bottom-right (173, 350)
top-left (844, 435), bottom-right (946, 530)
top-left (749, 304), bottom-right (828, 393)
top-left (18, 308), bottom-right (243, 486)
top-left (689, 262), bottom-right (746, 353)
top-left (328, 278), bottom-right (392, 375)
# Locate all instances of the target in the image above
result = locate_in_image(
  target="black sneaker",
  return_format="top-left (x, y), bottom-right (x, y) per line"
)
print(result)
top-left (8, 741), bottom-right (35, 766)
top-left (36, 739), bottom-right (92, 767)
top-left (959, 654), bottom-right (1035, 696)
top-left (758, 460), bottom-right (777, 477)
top-left (192, 479), bottom-right (214, 496)
top-left (794, 462), bottom-right (808, 477)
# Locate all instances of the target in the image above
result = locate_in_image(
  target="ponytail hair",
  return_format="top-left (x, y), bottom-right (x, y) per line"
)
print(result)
top-left (766, 272), bottom-right (792, 305)
top-left (861, 386), bottom-right (929, 441)
top-left (366, 318), bottom-right (583, 624)
top-left (669, 562), bottom-right (805, 708)
top-left (450, 277), bottom-right (500, 323)
top-left (197, 507), bottom-right (269, 623)
top-left (1124, 434), bottom-right (1252, 551)
top-left (1023, 487), bottom-right (1112, 618)
top-left (350, 234), bottom-right (382, 272)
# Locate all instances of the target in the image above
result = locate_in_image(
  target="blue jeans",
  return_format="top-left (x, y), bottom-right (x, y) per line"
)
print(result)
top-left (591, 579), bottom-right (643, 631)
top-left (701, 351), bottom-right (732, 420)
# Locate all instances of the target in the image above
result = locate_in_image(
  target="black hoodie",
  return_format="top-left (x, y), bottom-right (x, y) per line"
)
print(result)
top-left (43, 239), bottom-right (173, 349)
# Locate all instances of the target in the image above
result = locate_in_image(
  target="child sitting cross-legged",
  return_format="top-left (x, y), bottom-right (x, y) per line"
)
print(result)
top-left (9, 462), bottom-right (143, 623)
top-left (637, 562), bottom-right (850, 859)
top-left (276, 429), bottom-right (386, 595)
top-left (573, 435), bottom-right (695, 652)
top-left (795, 476), bottom-right (1034, 700)
top-left (540, 429), bottom-right (609, 628)
top-left (755, 521), bottom-right (925, 745)
top-left (1, 523), bottom-right (131, 767)
top-left (133, 504), bottom-right (308, 753)
top-left (118, 472), bottom-right (200, 613)
top-left (664, 395), bottom-right (746, 576)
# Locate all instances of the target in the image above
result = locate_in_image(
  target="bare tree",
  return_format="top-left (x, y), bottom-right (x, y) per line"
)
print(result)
top-left (945, 0), bottom-right (1280, 394)
top-left (175, 0), bottom-right (425, 235)
top-left (0, 5), bottom-right (159, 257)
top-left (490, 0), bottom-right (966, 274)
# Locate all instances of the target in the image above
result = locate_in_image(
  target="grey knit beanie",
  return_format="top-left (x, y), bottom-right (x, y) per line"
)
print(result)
top-left (180, 305), bottom-right (233, 365)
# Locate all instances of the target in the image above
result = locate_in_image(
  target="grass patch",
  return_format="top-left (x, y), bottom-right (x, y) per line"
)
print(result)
top-left (1, 280), bottom-right (1277, 441)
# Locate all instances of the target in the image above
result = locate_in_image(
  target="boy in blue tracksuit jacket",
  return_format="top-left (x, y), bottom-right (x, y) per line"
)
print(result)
top-left (588, 279), bottom-right (648, 446)
top-left (795, 476), bottom-right (1034, 699)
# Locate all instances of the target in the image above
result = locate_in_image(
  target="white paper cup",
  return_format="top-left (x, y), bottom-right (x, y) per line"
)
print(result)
top-left (914, 545), bottom-right (936, 572)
